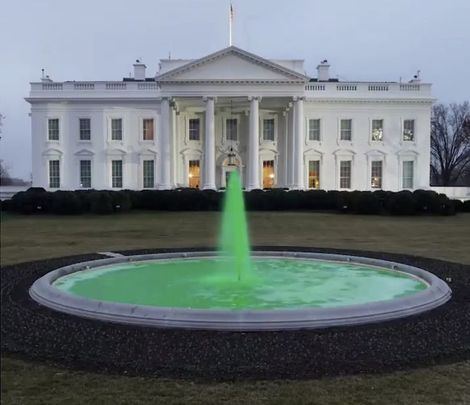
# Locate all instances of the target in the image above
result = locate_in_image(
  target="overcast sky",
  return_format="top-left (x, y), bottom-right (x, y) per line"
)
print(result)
top-left (1, 0), bottom-right (469, 179)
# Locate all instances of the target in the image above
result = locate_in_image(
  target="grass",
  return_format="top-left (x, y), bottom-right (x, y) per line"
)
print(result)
top-left (2, 211), bottom-right (470, 404)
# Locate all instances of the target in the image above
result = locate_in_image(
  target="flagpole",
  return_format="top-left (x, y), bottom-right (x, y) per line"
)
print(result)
top-left (229, 3), bottom-right (233, 46)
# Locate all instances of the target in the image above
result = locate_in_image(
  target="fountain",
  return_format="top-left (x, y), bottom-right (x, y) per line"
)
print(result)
top-left (29, 173), bottom-right (451, 330)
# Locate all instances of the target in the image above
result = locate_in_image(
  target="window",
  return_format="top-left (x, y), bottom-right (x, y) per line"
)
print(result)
top-left (188, 160), bottom-right (200, 188)
top-left (48, 119), bottom-right (59, 141)
top-left (112, 160), bottom-right (123, 188)
top-left (79, 118), bottom-right (91, 141)
top-left (49, 160), bottom-right (60, 188)
top-left (371, 119), bottom-right (384, 141)
top-left (371, 161), bottom-right (382, 189)
top-left (308, 160), bottom-right (320, 189)
top-left (262, 160), bottom-right (275, 188)
top-left (226, 118), bottom-right (237, 141)
top-left (340, 160), bottom-right (352, 189)
top-left (308, 119), bottom-right (320, 141)
top-left (189, 118), bottom-right (200, 141)
top-left (143, 119), bottom-right (154, 141)
top-left (80, 160), bottom-right (91, 188)
top-left (403, 119), bottom-right (415, 141)
top-left (143, 160), bottom-right (154, 188)
top-left (403, 161), bottom-right (414, 189)
top-left (111, 118), bottom-right (122, 140)
top-left (263, 118), bottom-right (275, 141)
top-left (340, 119), bottom-right (352, 141)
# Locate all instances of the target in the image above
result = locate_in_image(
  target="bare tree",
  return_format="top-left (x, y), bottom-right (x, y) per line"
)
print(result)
top-left (431, 102), bottom-right (470, 185)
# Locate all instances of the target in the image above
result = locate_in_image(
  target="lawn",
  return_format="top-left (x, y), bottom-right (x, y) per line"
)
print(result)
top-left (1, 211), bottom-right (470, 404)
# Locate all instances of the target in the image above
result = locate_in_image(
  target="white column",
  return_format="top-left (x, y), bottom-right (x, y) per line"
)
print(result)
top-left (202, 96), bottom-right (216, 190)
top-left (247, 96), bottom-right (261, 190)
top-left (287, 105), bottom-right (295, 188)
top-left (292, 97), bottom-right (305, 189)
top-left (158, 97), bottom-right (171, 189)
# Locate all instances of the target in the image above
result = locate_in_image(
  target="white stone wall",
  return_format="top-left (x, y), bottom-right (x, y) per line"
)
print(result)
top-left (30, 99), bottom-right (431, 191)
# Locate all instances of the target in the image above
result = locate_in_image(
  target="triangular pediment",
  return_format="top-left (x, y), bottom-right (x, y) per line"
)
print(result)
top-left (156, 46), bottom-right (309, 83)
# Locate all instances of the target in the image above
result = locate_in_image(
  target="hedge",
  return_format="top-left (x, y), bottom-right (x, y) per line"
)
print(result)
top-left (3, 187), bottom-right (463, 216)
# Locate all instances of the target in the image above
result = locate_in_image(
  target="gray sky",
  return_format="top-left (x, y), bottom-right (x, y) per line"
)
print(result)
top-left (1, 0), bottom-right (469, 179)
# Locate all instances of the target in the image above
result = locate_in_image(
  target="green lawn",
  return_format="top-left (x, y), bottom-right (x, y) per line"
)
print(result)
top-left (2, 211), bottom-right (470, 404)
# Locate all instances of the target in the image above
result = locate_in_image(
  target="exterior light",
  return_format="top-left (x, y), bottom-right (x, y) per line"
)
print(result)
top-left (227, 146), bottom-right (237, 167)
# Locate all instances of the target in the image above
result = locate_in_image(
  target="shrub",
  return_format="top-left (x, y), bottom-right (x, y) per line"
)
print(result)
top-left (51, 191), bottom-right (82, 215)
top-left (111, 191), bottom-right (132, 212)
top-left (386, 191), bottom-right (415, 215)
top-left (463, 200), bottom-right (470, 213)
top-left (413, 190), bottom-right (440, 214)
top-left (11, 189), bottom-right (53, 214)
top-left (452, 199), bottom-right (464, 213)
top-left (351, 191), bottom-right (382, 214)
top-left (435, 194), bottom-right (455, 216)
top-left (90, 191), bottom-right (114, 215)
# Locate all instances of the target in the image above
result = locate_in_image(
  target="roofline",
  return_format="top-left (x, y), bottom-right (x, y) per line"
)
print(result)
top-left (155, 46), bottom-right (310, 82)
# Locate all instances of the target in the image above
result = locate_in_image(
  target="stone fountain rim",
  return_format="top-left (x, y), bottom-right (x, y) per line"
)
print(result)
top-left (29, 251), bottom-right (451, 331)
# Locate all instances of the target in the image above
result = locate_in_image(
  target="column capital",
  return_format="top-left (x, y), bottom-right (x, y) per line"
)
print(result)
top-left (248, 96), bottom-right (262, 102)
top-left (202, 96), bottom-right (217, 102)
top-left (292, 96), bottom-right (305, 102)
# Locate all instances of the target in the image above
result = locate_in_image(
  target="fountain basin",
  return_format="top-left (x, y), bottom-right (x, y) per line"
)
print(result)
top-left (29, 251), bottom-right (451, 331)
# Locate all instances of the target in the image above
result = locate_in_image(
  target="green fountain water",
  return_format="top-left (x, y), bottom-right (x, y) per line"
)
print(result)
top-left (219, 171), bottom-right (251, 281)
top-left (52, 171), bottom-right (429, 310)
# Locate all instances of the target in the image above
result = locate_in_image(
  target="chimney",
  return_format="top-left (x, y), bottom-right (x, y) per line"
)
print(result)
top-left (317, 60), bottom-right (330, 81)
top-left (133, 59), bottom-right (146, 81)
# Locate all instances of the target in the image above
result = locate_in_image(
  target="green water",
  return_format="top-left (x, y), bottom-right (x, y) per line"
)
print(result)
top-left (52, 172), bottom-right (428, 310)
top-left (54, 258), bottom-right (427, 309)
top-left (219, 171), bottom-right (251, 281)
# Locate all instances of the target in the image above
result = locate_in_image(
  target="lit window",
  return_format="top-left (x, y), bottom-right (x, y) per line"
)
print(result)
top-left (111, 119), bottom-right (122, 141)
top-left (308, 160), bottom-right (320, 189)
top-left (403, 120), bottom-right (415, 141)
top-left (48, 119), bottom-right (59, 141)
top-left (308, 119), bottom-right (320, 141)
top-left (371, 119), bottom-right (384, 141)
top-left (189, 118), bottom-right (200, 141)
top-left (49, 160), bottom-right (60, 188)
top-left (80, 160), bottom-right (91, 188)
top-left (143, 160), bottom-right (154, 188)
top-left (262, 160), bottom-right (275, 188)
top-left (226, 118), bottom-right (237, 141)
top-left (188, 160), bottom-right (200, 188)
top-left (371, 161), bottom-right (382, 189)
top-left (340, 119), bottom-right (352, 141)
top-left (112, 160), bottom-right (123, 188)
top-left (263, 119), bottom-right (275, 141)
top-left (79, 118), bottom-right (91, 141)
top-left (403, 161), bottom-right (414, 189)
top-left (143, 119), bottom-right (154, 140)
top-left (340, 160), bottom-right (352, 189)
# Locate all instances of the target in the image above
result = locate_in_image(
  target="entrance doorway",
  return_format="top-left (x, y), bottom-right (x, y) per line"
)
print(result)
top-left (188, 160), bottom-right (200, 188)
top-left (262, 160), bottom-right (275, 188)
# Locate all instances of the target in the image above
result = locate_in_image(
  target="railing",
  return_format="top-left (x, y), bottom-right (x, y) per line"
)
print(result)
top-left (74, 83), bottom-right (95, 90)
top-left (42, 83), bottom-right (63, 90)
top-left (304, 82), bottom-right (431, 98)
top-left (31, 81), bottom-right (161, 98)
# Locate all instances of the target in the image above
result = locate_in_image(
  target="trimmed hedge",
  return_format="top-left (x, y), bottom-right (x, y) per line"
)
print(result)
top-left (5, 188), bottom-right (462, 216)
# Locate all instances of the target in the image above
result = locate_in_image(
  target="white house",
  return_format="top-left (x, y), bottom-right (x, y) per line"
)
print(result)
top-left (26, 46), bottom-right (433, 191)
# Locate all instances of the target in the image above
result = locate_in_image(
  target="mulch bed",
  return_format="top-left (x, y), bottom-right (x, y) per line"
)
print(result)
top-left (1, 247), bottom-right (469, 380)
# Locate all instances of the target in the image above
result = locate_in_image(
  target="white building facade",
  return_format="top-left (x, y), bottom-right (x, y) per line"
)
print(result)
top-left (26, 46), bottom-right (433, 191)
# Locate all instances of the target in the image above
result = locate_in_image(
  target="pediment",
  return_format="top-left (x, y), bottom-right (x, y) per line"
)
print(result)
top-left (156, 46), bottom-right (309, 84)
top-left (42, 148), bottom-right (63, 157)
top-left (74, 148), bottom-right (94, 157)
